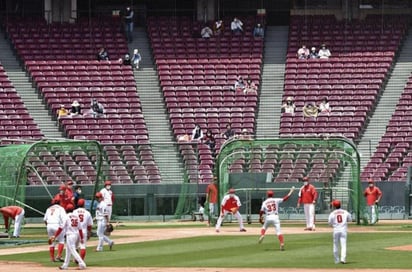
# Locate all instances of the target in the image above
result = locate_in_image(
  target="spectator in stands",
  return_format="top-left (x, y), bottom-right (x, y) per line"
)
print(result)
top-left (119, 53), bottom-right (131, 66)
top-left (90, 98), bottom-right (105, 118)
top-left (222, 124), bottom-right (235, 141)
top-left (239, 128), bottom-right (252, 140)
top-left (281, 97), bottom-right (296, 115)
top-left (297, 44), bottom-right (310, 59)
top-left (57, 105), bottom-right (69, 119)
top-left (123, 6), bottom-right (134, 43)
top-left (253, 23), bottom-right (264, 38)
top-left (131, 49), bottom-right (142, 70)
top-left (303, 102), bottom-right (319, 118)
top-left (318, 97), bottom-right (331, 114)
top-left (231, 17), bottom-right (243, 34)
top-left (191, 124), bottom-right (204, 142)
top-left (318, 44), bottom-right (331, 59)
top-left (309, 47), bottom-right (319, 59)
top-left (97, 47), bottom-right (109, 61)
top-left (244, 78), bottom-right (258, 94)
top-left (213, 20), bottom-right (224, 35)
top-left (70, 100), bottom-right (81, 116)
top-left (230, 76), bottom-right (246, 92)
top-left (201, 25), bottom-right (213, 39)
top-left (203, 129), bottom-right (216, 155)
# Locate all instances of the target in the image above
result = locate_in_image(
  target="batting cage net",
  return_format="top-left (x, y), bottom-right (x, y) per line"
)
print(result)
top-left (0, 140), bottom-right (103, 215)
top-left (208, 137), bottom-right (366, 224)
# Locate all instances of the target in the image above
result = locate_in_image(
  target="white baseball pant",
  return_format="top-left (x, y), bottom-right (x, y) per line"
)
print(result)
top-left (303, 203), bottom-right (315, 229)
top-left (262, 214), bottom-right (282, 235)
top-left (47, 224), bottom-right (65, 246)
top-left (333, 231), bottom-right (347, 264)
top-left (106, 205), bottom-right (113, 221)
top-left (368, 205), bottom-right (377, 224)
top-left (60, 233), bottom-right (86, 269)
top-left (96, 219), bottom-right (112, 251)
top-left (13, 209), bottom-right (25, 237)
top-left (215, 210), bottom-right (244, 231)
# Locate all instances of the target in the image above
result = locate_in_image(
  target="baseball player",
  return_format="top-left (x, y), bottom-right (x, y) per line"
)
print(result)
top-left (53, 184), bottom-right (72, 211)
top-left (258, 187), bottom-right (295, 251)
top-left (297, 176), bottom-right (318, 231)
top-left (95, 192), bottom-right (114, 251)
top-left (99, 180), bottom-right (114, 221)
top-left (328, 199), bottom-right (352, 264)
top-left (205, 177), bottom-right (218, 226)
top-left (0, 205), bottom-right (25, 238)
top-left (72, 198), bottom-right (93, 260)
top-left (215, 188), bottom-right (246, 233)
top-left (43, 199), bottom-right (67, 262)
top-left (51, 204), bottom-right (86, 270)
top-left (363, 179), bottom-right (382, 224)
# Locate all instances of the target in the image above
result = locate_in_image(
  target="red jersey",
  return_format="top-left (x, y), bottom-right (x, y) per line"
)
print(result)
top-left (0, 206), bottom-right (24, 229)
top-left (206, 183), bottom-right (218, 204)
top-left (298, 184), bottom-right (318, 204)
top-left (364, 186), bottom-right (382, 206)
top-left (221, 194), bottom-right (241, 212)
top-left (53, 192), bottom-right (73, 211)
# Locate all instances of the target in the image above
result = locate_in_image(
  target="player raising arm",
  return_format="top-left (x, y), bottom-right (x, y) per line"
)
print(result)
top-left (258, 187), bottom-right (294, 251)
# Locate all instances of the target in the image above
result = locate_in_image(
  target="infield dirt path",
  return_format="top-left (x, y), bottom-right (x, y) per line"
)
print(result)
top-left (0, 221), bottom-right (411, 271)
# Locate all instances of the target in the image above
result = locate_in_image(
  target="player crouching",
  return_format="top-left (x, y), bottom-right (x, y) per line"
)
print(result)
top-left (215, 188), bottom-right (246, 233)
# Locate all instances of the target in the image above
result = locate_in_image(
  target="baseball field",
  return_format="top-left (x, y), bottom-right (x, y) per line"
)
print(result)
top-left (0, 220), bottom-right (411, 272)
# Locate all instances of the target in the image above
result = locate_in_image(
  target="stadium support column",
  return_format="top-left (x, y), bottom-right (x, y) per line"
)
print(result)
top-left (406, 167), bottom-right (412, 218)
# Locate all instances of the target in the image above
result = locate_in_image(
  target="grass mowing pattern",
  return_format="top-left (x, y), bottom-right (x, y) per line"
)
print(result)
top-left (0, 232), bottom-right (411, 269)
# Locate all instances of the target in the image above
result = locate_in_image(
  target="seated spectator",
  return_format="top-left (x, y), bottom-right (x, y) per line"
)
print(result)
top-left (57, 104), bottom-right (69, 119)
top-left (178, 134), bottom-right (191, 142)
top-left (131, 49), bottom-right (142, 70)
top-left (231, 17), bottom-right (243, 34)
top-left (201, 25), bottom-right (213, 39)
top-left (303, 103), bottom-right (319, 118)
top-left (244, 78), bottom-right (258, 94)
top-left (70, 100), bottom-right (81, 116)
top-left (319, 97), bottom-right (331, 114)
top-left (203, 129), bottom-right (216, 155)
top-left (97, 47), bottom-right (109, 61)
top-left (253, 23), bottom-right (264, 38)
top-left (318, 44), bottom-right (331, 59)
top-left (297, 44), bottom-right (309, 59)
top-left (191, 124), bottom-right (204, 142)
top-left (239, 128), bottom-right (252, 140)
top-left (230, 76), bottom-right (246, 92)
top-left (119, 53), bottom-right (131, 66)
top-left (281, 97), bottom-right (296, 115)
top-left (213, 20), bottom-right (224, 35)
top-left (222, 124), bottom-right (235, 140)
top-left (309, 47), bottom-right (319, 59)
top-left (90, 98), bottom-right (105, 118)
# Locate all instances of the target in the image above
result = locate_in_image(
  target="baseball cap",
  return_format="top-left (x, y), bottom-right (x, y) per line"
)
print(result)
top-left (77, 199), bottom-right (85, 207)
top-left (66, 204), bottom-right (75, 212)
top-left (302, 176), bottom-right (309, 182)
top-left (104, 180), bottom-right (112, 186)
top-left (331, 199), bottom-right (341, 208)
top-left (59, 185), bottom-right (66, 191)
top-left (229, 188), bottom-right (236, 194)
top-left (367, 178), bottom-right (374, 184)
top-left (67, 180), bottom-right (74, 185)
top-left (95, 192), bottom-right (103, 198)
top-left (267, 190), bottom-right (274, 197)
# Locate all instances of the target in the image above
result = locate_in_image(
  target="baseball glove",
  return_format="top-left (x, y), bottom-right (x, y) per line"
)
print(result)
top-left (259, 216), bottom-right (264, 225)
top-left (230, 207), bottom-right (238, 214)
top-left (48, 236), bottom-right (55, 245)
top-left (104, 223), bottom-right (114, 236)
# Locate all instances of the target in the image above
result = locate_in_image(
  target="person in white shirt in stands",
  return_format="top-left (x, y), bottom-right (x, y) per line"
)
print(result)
top-left (319, 97), bottom-right (331, 114)
top-left (297, 44), bottom-right (310, 59)
top-left (201, 25), bottom-right (213, 39)
top-left (318, 44), bottom-right (331, 59)
top-left (191, 124), bottom-right (204, 142)
top-left (231, 17), bottom-right (243, 34)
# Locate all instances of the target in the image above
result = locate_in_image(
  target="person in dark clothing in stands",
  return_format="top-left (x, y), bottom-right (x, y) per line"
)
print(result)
top-left (97, 47), bottom-right (109, 61)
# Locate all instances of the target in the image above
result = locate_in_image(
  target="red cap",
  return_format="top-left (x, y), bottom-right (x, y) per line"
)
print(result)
top-left (104, 180), bottom-right (112, 186)
top-left (77, 199), bottom-right (85, 207)
top-left (302, 176), bottom-right (309, 181)
top-left (59, 185), bottom-right (66, 191)
top-left (51, 198), bottom-right (60, 205)
top-left (66, 204), bottom-right (74, 212)
top-left (367, 178), bottom-right (374, 184)
top-left (95, 192), bottom-right (103, 199)
top-left (229, 188), bottom-right (236, 194)
top-left (267, 190), bottom-right (274, 197)
top-left (67, 180), bottom-right (74, 185)
top-left (331, 199), bottom-right (341, 208)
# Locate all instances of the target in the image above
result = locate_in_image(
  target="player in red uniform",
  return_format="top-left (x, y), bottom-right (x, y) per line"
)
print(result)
top-left (363, 179), bottom-right (382, 224)
top-left (258, 187), bottom-right (295, 250)
top-left (215, 188), bottom-right (246, 233)
top-left (205, 177), bottom-right (218, 226)
top-left (297, 176), bottom-right (318, 231)
top-left (0, 205), bottom-right (25, 238)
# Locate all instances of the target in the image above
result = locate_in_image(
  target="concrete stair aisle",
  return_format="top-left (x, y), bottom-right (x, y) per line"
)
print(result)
top-left (0, 31), bottom-right (64, 139)
top-left (357, 29), bottom-right (412, 170)
top-left (256, 26), bottom-right (289, 139)
top-left (132, 28), bottom-right (185, 184)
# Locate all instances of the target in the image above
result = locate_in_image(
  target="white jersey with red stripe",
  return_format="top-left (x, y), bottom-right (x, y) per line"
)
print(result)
top-left (99, 188), bottom-right (113, 206)
top-left (328, 208), bottom-right (352, 233)
top-left (95, 201), bottom-right (108, 222)
top-left (63, 212), bottom-right (82, 235)
top-left (72, 207), bottom-right (93, 232)
top-left (260, 197), bottom-right (284, 216)
top-left (44, 204), bottom-right (67, 226)
top-left (221, 194), bottom-right (241, 212)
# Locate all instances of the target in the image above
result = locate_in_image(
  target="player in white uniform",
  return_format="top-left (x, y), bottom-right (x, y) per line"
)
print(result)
top-left (95, 192), bottom-right (114, 251)
top-left (51, 204), bottom-right (86, 270)
top-left (328, 199), bottom-right (352, 264)
top-left (99, 180), bottom-right (114, 221)
top-left (72, 198), bottom-right (93, 260)
top-left (43, 199), bottom-right (67, 262)
top-left (258, 187), bottom-right (294, 250)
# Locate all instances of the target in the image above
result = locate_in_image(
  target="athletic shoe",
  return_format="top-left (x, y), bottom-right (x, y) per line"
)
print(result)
top-left (340, 261), bottom-right (346, 264)
top-left (76, 265), bottom-right (86, 270)
top-left (109, 241), bottom-right (114, 251)
top-left (215, 229), bottom-right (220, 233)
top-left (240, 228), bottom-right (247, 232)
top-left (59, 266), bottom-right (68, 270)
top-left (94, 249), bottom-right (103, 252)
top-left (55, 257), bottom-right (64, 262)
top-left (280, 244), bottom-right (285, 251)
top-left (258, 235), bottom-right (264, 244)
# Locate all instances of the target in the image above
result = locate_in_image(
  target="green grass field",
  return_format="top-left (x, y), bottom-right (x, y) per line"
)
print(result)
top-left (0, 223), bottom-right (411, 269)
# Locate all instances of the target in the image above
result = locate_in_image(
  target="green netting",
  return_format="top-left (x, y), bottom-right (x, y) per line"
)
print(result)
top-left (0, 140), bottom-right (103, 215)
top-left (214, 137), bottom-right (364, 224)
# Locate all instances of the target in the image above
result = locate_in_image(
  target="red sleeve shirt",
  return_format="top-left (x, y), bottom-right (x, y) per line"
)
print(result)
top-left (364, 186), bottom-right (382, 206)
top-left (298, 184), bottom-right (318, 204)
top-left (206, 184), bottom-right (218, 204)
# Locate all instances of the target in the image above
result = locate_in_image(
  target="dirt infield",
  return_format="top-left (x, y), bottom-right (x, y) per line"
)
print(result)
top-left (0, 221), bottom-right (411, 271)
